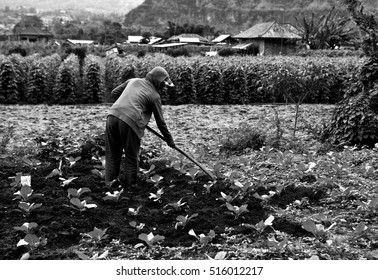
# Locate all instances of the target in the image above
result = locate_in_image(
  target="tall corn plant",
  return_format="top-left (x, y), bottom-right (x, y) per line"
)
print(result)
top-left (41, 54), bottom-right (62, 100)
top-left (168, 62), bottom-right (196, 105)
top-left (8, 54), bottom-right (29, 102)
top-left (83, 55), bottom-right (104, 103)
top-left (54, 54), bottom-right (80, 104)
top-left (194, 62), bottom-right (223, 104)
top-left (221, 65), bottom-right (248, 104)
top-left (26, 61), bottom-right (48, 104)
top-left (0, 59), bottom-right (19, 104)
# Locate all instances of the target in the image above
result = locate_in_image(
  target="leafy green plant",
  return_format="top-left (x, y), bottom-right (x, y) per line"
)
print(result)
top-left (186, 167), bottom-right (199, 181)
top-left (129, 221), bottom-right (145, 231)
top-left (174, 213), bottom-right (198, 229)
top-left (67, 187), bottom-right (91, 199)
top-left (81, 227), bottom-right (108, 244)
top-left (76, 250), bottom-right (109, 260)
top-left (137, 232), bottom-right (165, 247)
top-left (147, 174), bottom-right (164, 187)
top-left (14, 222), bottom-right (39, 235)
top-left (18, 202), bottom-right (42, 215)
top-left (355, 197), bottom-right (378, 211)
top-left (128, 206), bottom-right (142, 216)
top-left (69, 198), bottom-right (97, 212)
top-left (165, 198), bottom-right (187, 211)
top-left (188, 229), bottom-right (216, 247)
top-left (255, 215), bottom-right (275, 233)
top-left (17, 233), bottom-right (47, 259)
top-left (219, 124), bottom-right (266, 155)
top-left (302, 219), bottom-right (336, 237)
top-left (149, 188), bottom-right (164, 203)
top-left (0, 123), bottom-right (14, 153)
top-left (225, 202), bottom-right (249, 219)
top-left (103, 189), bottom-right (124, 202)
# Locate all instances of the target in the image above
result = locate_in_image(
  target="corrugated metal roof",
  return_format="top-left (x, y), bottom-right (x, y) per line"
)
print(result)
top-left (152, 43), bottom-right (188, 48)
top-left (67, 39), bottom-right (94, 45)
top-left (232, 43), bottom-right (253, 50)
top-left (233, 22), bottom-right (301, 39)
top-left (179, 37), bottom-right (200, 43)
top-left (168, 33), bottom-right (209, 43)
top-left (212, 34), bottom-right (231, 43)
top-left (14, 26), bottom-right (53, 37)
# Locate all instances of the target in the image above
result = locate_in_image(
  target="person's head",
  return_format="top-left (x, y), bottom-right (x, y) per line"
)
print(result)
top-left (146, 66), bottom-right (174, 91)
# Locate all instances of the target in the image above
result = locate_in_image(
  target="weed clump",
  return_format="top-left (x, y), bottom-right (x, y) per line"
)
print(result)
top-left (219, 124), bottom-right (266, 155)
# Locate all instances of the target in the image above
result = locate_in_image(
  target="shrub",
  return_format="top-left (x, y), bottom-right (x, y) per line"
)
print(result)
top-left (221, 65), bottom-right (248, 104)
top-left (54, 54), bottom-right (80, 104)
top-left (26, 61), bottom-right (48, 104)
top-left (219, 124), bottom-right (266, 155)
top-left (218, 48), bottom-right (236, 57)
top-left (0, 59), bottom-right (19, 104)
top-left (166, 47), bottom-right (190, 58)
top-left (83, 55), bottom-right (104, 103)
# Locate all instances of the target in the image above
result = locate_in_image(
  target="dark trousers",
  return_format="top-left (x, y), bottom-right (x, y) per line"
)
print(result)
top-left (105, 115), bottom-right (141, 186)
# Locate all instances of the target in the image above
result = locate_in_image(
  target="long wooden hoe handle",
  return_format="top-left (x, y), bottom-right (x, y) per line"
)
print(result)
top-left (146, 125), bottom-right (216, 181)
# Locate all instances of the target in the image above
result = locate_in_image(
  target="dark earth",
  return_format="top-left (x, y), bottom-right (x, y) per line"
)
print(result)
top-left (0, 134), bottom-right (328, 260)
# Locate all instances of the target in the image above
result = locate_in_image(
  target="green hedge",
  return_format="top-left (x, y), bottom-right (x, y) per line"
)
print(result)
top-left (0, 52), bottom-right (365, 105)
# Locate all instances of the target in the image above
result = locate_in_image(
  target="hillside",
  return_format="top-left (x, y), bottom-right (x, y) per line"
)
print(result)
top-left (123, 0), bottom-right (378, 34)
top-left (0, 0), bottom-right (143, 14)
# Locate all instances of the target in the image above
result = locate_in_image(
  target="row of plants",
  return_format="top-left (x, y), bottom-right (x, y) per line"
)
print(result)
top-left (0, 52), bottom-right (364, 105)
top-left (8, 132), bottom-right (378, 259)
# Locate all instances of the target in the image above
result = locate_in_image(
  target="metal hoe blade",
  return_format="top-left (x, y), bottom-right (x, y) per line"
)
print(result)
top-left (146, 125), bottom-right (216, 181)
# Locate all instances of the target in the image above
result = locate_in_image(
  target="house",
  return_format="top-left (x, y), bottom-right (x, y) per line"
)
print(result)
top-left (13, 26), bottom-right (53, 42)
top-left (233, 21), bottom-right (301, 55)
top-left (167, 33), bottom-right (211, 45)
top-left (105, 43), bottom-right (124, 56)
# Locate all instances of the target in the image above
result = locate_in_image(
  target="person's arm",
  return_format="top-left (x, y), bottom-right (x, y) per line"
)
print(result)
top-left (151, 96), bottom-right (175, 147)
top-left (111, 80), bottom-right (130, 100)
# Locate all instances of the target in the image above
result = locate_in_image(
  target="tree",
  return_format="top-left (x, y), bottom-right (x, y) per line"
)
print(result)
top-left (321, 0), bottom-right (378, 148)
top-left (295, 7), bottom-right (355, 49)
top-left (14, 15), bottom-right (43, 29)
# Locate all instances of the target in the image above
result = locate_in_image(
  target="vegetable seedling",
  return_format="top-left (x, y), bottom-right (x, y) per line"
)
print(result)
top-left (81, 227), bottom-right (108, 243)
top-left (137, 232), bottom-right (165, 247)
top-left (301, 219), bottom-right (336, 237)
top-left (266, 235), bottom-right (288, 251)
top-left (353, 222), bottom-right (368, 235)
top-left (225, 202), bottom-right (249, 219)
top-left (174, 213), bottom-right (198, 229)
top-left (186, 167), bottom-right (199, 181)
top-left (67, 187), bottom-right (91, 199)
top-left (66, 156), bottom-right (81, 167)
top-left (59, 177), bottom-right (78, 187)
top-left (76, 250), bottom-right (109, 260)
top-left (69, 198), bottom-right (97, 212)
top-left (17, 233), bottom-right (47, 250)
top-left (103, 189), bottom-right (124, 202)
top-left (18, 202), bottom-right (42, 215)
top-left (165, 198), bottom-right (187, 211)
top-left (149, 188), bottom-right (164, 202)
top-left (14, 222), bottom-right (38, 234)
top-left (13, 185), bottom-right (34, 202)
top-left (128, 206), bottom-right (142, 216)
top-left (254, 215), bottom-right (275, 233)
top-left (129, 221), bottom-right (145, 231)
top-left (217, 192), bottom-right (235, 203)
top-left (205, 251), bottom-right (227, 260)
top-left (356, 197), bottom-right (378, 210)
top-left (202, 182), bottom-right (214, 193)
top-left (147, 174), bottom-right (164, 187)
top-left (188, 229), bottom-right (215, 247)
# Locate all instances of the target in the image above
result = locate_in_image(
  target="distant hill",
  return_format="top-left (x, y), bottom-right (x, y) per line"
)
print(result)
top-left (0, 0), bottom-right (143, 14)
top-left (123, 0), bottom-right (378, 34)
